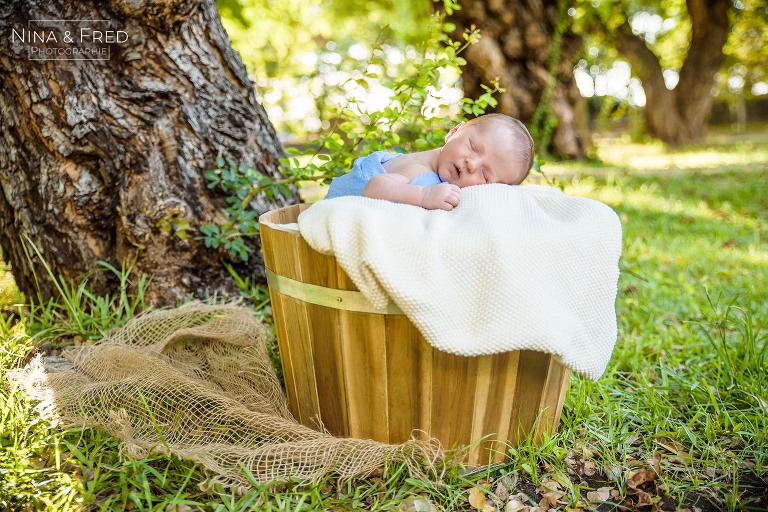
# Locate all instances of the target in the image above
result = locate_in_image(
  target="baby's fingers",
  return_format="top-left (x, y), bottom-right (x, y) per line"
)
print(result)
top-left (441, 192), bottom-right (460, 211)
top-left (448, 187), bottom-right (460, 205)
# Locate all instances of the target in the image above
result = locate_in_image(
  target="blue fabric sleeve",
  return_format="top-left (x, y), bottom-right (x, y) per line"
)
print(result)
top-left (324, 151), bottom-right (402, 199)
top-left (410, 172), bottom-right (443, 187)
top-left (324, 151), bottom-right (444, 200)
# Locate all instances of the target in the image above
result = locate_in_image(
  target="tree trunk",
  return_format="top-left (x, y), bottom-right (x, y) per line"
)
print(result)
top-left (0, 0), bottom-right (298, 305)
top-left (447, 0), bottom-right (587, 159)
top-left (613, 0), bottom-right (731, 145)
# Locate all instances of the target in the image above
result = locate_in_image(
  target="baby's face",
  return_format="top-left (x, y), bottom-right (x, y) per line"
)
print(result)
top-left (435, 122), bottom-right (523, 187)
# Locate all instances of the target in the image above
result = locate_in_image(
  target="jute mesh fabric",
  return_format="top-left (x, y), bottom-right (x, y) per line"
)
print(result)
top-left (21, 302), bottom-right (444, 487)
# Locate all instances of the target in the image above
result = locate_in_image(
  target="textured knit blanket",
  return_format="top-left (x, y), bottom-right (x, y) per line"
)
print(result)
top-left (297, 184), bottom-right (622, 380)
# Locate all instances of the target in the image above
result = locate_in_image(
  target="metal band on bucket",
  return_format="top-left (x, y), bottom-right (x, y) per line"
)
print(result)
top-left (266, 268), bottom-right (404, 315)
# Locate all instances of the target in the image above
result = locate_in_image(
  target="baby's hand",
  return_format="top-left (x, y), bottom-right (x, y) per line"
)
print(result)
top-left (421, 183), bottom-right (460, 211)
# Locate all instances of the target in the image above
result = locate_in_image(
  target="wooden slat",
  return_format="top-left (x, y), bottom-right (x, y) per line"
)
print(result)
top-left (261, 230), bottom-right (302, 282)
top-left (298, 237), bottom-right (347, 289)
top-left (467, 356), bottom-right (493, 464)
top-left (416, 331), bottom-right (434, 443)
top-left (269, 292), bottom-right (320, 425)
top-left (260, 205), bottom-right (320, 426)
top-left (552, 367), bottom-right (571, 430)
top-left (339, 311), bottom-right (390, 440)
top-left (510, 351), bottom-right (552, 443)
top-left (534, 358), bottom-right (571, 442)
top-left (291, 220), bottom-right (350, 435)
top-left (472, 351), bottom-right (523, 464)
top-left (430, 349), bottom-right (478, 452)
top-left (305, 303), bottom-right (348, 435)
top-left (267, 290), bottom-right (300, 419)
top-left (487, 351), bottom-right (521, 463)
top-left (384, 316), bottom-right (428, 443)
top-left (260, 203), bottom-right (309, 226)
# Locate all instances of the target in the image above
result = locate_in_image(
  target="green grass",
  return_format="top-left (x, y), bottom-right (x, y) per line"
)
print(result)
top-left (546, 128), bottom-right (768, 176)
top-left (1, 135), bottom-right (767, 510)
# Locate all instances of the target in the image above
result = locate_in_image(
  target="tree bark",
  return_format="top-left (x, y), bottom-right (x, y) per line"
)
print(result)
top-left (613, 0), bottom-right (731, 145)
top-left (0, 0), bottom-right (298, 305)
top-left (447, 0), bottom-right (587, 159)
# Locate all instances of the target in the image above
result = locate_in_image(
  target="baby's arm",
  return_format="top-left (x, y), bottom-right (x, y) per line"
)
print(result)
top-left (362, 172), bottom-right (460, 210)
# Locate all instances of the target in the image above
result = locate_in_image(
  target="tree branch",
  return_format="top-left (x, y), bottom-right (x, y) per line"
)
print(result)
top-left (612, 23), bottom-right (667, 100)
top-left (677, 0), bottom-right (730, 95)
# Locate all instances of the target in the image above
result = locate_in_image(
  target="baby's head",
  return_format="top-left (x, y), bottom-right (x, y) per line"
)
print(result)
top-left (436, 113), bottom-right (534, 187)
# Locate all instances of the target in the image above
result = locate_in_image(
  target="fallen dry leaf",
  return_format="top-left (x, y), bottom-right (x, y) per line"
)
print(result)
top-left (586, 487), bottom-right (612, 503)
top-left (539, 491), bottom-right (561, 508)
top-left (602, 462), bottom-right (622, 480)
top-left (626, 484), bottom-right (665, 511)
top-left (565, 449), bottom-right (583, 476)
top-left (398, 498), bottom-right (438, 512)
top-left (539, 476), bottom-right (564, 492)
top-left (166, 506), bottom-right (192, 512)
top-left (566, 448), bottom-right (598, 479)
top-left (469, 487), bottom-right (487, 510)
top-left (504, 499), bottom-right (528, 512)
top-left (495, 481), bottom-right (509, 502)
top-left (631, 488), bottom-right (652, 508)
top-left (627, 469), bottom-right (658, 489)
top-left (652, 451), bottom-right (662, 476)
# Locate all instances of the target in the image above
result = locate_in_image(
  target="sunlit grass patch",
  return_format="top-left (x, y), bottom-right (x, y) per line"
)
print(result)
top-left (544, 128), bottom-right (768, 176)
top-left (596, 139), bottom-right (768, 171)
top-left (553, 168), bottom-right (768, 509)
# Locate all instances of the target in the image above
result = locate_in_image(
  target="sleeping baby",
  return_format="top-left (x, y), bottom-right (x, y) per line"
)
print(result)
top-left (324, 113), bottom-right (534, 211)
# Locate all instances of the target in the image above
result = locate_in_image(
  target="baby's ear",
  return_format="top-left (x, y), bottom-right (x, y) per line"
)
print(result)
top-left (444, 121), bottom-right (465, 143)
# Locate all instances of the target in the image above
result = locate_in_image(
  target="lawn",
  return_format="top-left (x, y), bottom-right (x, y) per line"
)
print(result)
top-left (1, 131), bottom-right (767, 510)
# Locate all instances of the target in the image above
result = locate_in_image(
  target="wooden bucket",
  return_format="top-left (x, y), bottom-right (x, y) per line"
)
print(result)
top-left (259, 204), bottom-right (571, 465)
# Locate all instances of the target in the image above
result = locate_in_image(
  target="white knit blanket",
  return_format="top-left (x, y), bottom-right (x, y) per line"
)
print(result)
top-left (297, 184), bottom-right (622, 380)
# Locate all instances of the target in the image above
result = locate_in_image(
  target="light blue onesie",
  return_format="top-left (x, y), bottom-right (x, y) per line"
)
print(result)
top-left (324, 151), bottom-right (443, 200)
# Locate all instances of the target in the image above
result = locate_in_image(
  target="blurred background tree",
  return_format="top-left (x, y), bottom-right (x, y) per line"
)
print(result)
top-left (720, 0), bottom-right (768, 132)
top-left (217, 0), bottom-right (768, 152)
top-left (572, 0), bottom-right (766, 145)
top-left (446, 0), bottom-right (589, 159)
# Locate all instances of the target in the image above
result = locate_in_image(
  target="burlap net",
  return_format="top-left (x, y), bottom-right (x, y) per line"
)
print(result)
top-left (22, 302), bottom-right (444, 488)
